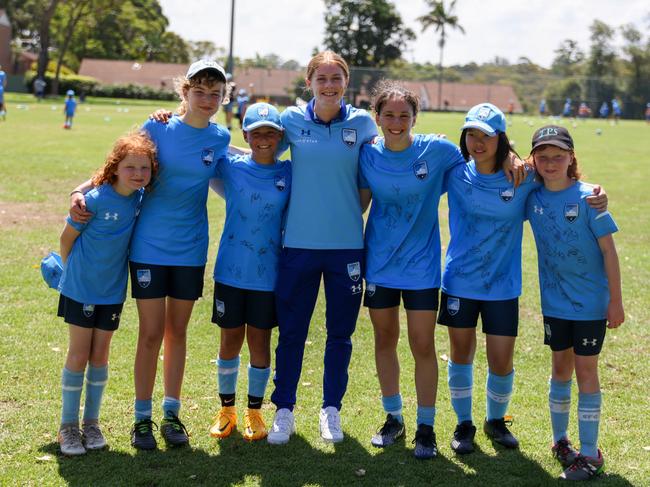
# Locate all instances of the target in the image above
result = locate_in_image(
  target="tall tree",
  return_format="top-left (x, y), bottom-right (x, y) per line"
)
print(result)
top-left (584, 19), bottom-right (617, 107)
top-left (417, 0), bottom-right (465, 110)
top-left (551, 39), bottom-right (585, 76)
top-left (620, 23), bottom-right (650, 118)
top-left (323, 0), bottom-right (414, 67)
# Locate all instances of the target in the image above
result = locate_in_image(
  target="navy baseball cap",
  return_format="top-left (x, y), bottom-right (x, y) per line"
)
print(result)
top-left (531, 125), bottom-right (574, 151)
top-left (186, 60), bottom-right (227, 83)
top-left (243, 103), bottom-right (283, 132)
top-left (41, 251), bottom-right (63, 289)
top-left (462, 103), bottom-right (506, 136)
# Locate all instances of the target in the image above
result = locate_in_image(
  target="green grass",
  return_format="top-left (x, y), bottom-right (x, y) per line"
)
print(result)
top-left (0, 92), bottom-right (648, 486)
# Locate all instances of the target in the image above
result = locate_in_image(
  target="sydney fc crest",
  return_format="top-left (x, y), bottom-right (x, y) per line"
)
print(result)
top-left (347, 261), bottom-right (361, 282)
top-left (342, 128), bottom-right (357, 147)
top-left (366, 283), bottom-right (376, 297)
top-left (499, 187), bottom-right (514, 202)
top-left (215, 299), bottom-right (225, 318)
top-left (564, 203), bottom-right (579, 223)
top-left (137, 269), bottom-right (151, 288)
top-left (83, 304), bottom-right (95, 318)
top-left (201, 148), bottom-right (215, 166)
top-left (274, 175), bottom-right (286, 191)
top-left (447, 297), bottom-right (460, 316)
top-left (257, 105), bottom-right (269, 118)
top-left (413, 160), bottom-right (428, 180)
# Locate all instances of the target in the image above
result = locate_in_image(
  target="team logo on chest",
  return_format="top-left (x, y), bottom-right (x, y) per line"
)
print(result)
top-left (564, 203), bottom-right (579, 223)
top-left (215, 299), bottom-right (225, 318)
top-left (447, 297), bottom-right (460, 316)
top-left (413, 160), bottom-right (428, 180)
top-left (201, 148), bottom-right (215, 166)
top-left (83, 304), bottom-right (95, 318)
top-left (137, 269), bottom-right (151, 288)
top-left (342, 128), bottom-right (357, 147)
top-left (274, 175), bottom-right (286, 191)
top-left (347, 261), bottom-right (361, 282)
top-left (499, 187), bottom-right (514, 202)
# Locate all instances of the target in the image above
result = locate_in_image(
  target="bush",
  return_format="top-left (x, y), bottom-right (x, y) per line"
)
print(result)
top-left (89, 84), bottom-right (177, 101)
top-left (25, 71), bottom-right (99, 95)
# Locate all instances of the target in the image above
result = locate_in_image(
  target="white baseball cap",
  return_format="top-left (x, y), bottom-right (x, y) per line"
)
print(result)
top-left (186, 60), bottom-right (227, 82)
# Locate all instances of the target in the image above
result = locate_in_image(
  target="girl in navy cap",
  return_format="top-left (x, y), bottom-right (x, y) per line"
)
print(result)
top-left (527, 126), bottom-right (623, 481)
top-left (70, 60), bottom-right (230, 450)
top-left (439, 105), bottom-right (608, 456)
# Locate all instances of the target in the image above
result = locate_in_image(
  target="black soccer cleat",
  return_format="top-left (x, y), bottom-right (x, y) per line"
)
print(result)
top-left (483, 417), bottom-right (519, 449)
top-left (131, 419), bottom-right (158, 451)
top-left (370, 414), bottom-right (406, 448)
top-left (450, 420), bottom-right (476, 454)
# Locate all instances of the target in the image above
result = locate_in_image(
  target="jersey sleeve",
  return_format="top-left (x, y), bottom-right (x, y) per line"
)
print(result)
top-left (67, 193), bottom-right (97, 232)
top-left (357, 147), bottom-right (371, 189)
top-left (276, 110), bottom-right (292, 156)
top-left (586, 203), bottom-right (618, 239)
top-left (141, 118), bottom-right (162, 142)
top-left (360, 112), bottom-right (379, 143)
top-left (438, 138), bottom-right (466, 171)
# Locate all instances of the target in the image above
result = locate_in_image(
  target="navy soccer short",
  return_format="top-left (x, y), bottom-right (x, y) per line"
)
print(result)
top-left (129, 262), bottom-right (205, 300)
top-left (57, 294), bottom-right (123, 331)
top-left (212, 282), bottom-right (277, 329)
top-left (437, 293), bottom-right (519, 337)
top-left (543, 316), bottom-right (606, 356)
top-left (364, 284), bottom-right (439, 311)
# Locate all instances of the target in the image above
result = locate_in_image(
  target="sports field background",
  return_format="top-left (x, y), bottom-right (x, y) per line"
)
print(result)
top-left (0, 93), bottom-right (648, 486)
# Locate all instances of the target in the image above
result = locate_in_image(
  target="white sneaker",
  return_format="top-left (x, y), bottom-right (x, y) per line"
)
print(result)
top-left (267, 408), bottom-right (295, 445)
top-left (58, 424), bottom-right (86, 456)
top-left (82, 421), bottom-right (107, 450)
top-left (319, 406), bottom-right (344, 443)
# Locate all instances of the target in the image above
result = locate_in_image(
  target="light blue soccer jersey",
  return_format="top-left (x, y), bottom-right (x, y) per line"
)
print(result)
top-left (0, 70), bottom-right (5, 94)
top-left (526, 181), bottom-right (618, 320)
top-left (131, 117), bottom-right (230, 266)
top-left (442, 161), bottom-right (539, 300)
top-left (360, 134), bottom-right (465, 289)
top-left (60, 184), bottom-right (142, 305)
top-left (65, 98), bottom-right (77, 116)
top-left (279, 100), bottom-right (377, 249)
top-left (213, 154), bottom-right (292, 291)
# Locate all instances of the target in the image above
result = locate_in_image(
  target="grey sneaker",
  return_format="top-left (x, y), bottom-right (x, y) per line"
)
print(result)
top-left (560, 450), bottom-right (604, 481)
top-left (552, 438), bottom-right (579, 469)
top-left (371, 414), bottom-right (405, 448)
top-left (82, 421), bottom-right (107, 450)
top-left (58, 424), bottom-right (86, 456)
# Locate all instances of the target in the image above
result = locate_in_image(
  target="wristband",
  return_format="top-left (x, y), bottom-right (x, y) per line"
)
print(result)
top-left (70, 190), bottom-right (83, 196)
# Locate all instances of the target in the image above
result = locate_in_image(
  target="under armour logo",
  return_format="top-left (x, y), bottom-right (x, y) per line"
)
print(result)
top-left (104, 212), bottom-right (119, 220)
top-left (301, 129), bottom-right (310, 136)
top-left (350, 284), bottom-right (362, 294)
top-left (582, 338), bottom-right (597, 347)
top-left (534, 205), bottom-right (544, 215)
top-left (111, 313), bottom-right (120, 321)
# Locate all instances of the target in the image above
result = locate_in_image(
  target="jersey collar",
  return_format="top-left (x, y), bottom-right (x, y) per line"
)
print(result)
top-left (304, 98), bottom-right (348, 125)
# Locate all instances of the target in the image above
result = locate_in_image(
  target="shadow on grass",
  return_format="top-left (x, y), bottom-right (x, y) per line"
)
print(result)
top-left (40, 431), bottom-right (637, 486)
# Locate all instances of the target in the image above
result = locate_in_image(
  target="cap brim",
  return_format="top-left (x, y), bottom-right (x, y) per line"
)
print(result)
top-left (462, 121), bottom-right (498, 136)
top-left (532, 140), bottom-right (573, 151)
top-left (243, 121), bottom-right (283, 132)
top-left (187, 67), bottom-right (227, 82)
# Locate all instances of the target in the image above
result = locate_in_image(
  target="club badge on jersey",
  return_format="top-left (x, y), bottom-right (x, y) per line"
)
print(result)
top-left (413, 160), bottom-right (428, 180)
top-left (274, 175), bottom-right (286, 191)
top-left (202, 148), bottom-right (215, 166)
top-left (499, 187), bottom-right (514, 202)
top-left (447, 297), bottom-right (460, 316)
top-left (564, 203), bottom-right (579, 223)
top-left (137, 269), bottom-right (151, 288)
top-left (347, 262), bottom-right (361, 282)
top-left (342, 128), bottom-right (357, 147)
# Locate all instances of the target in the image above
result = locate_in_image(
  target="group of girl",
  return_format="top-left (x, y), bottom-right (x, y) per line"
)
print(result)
top-left (55, 51), bottom-right (622, 481)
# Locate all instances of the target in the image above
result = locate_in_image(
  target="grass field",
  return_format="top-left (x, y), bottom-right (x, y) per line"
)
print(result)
top-left (0, 92), bottom-right (648, 486)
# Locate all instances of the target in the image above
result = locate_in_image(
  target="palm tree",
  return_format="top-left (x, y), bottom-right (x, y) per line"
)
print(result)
top-left (417, 0), bottom-right (465, 110)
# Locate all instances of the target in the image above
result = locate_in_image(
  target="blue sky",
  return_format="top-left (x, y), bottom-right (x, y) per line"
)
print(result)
top-left (160, 0), bottom-right (649, 68)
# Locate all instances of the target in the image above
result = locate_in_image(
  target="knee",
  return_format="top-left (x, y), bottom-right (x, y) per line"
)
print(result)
top-left (138, 327), bottom-right (164, 350)
top-left (165, 322), bottom-right (188, 343)
top-left (66, 350), bottom-right (89, 371)
top-left (374, 329), bottom-right (399, 351)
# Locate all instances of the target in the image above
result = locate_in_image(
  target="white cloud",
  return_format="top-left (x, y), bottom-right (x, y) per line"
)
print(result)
top-left (159, 0), bottom-right (649, 67)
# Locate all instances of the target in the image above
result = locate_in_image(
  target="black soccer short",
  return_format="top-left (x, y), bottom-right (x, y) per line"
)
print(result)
top-left (543, 316), bottom-right (606, 356)
top-left (363, 284), bottom-right (439, 311)
top-left (212, 282), bottom-right (277, 329)
top-left (57, 294), bottom-right (123, 331)
top-left (437, 293), bottom-right (519, 337)
top-left (129, 262), bottom-right (205, 300)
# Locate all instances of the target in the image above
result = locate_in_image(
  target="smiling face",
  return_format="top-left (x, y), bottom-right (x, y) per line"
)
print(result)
top-left (113, 153), bottom-right (153, 195)
top-left (244, 126), bottom-right (283, 164)
top-left (376, 97), bottom-right (415, 151)
top-left (532, 144), bottom-right (574, 189)
top-left (465, 128), bottom-right (499, 167)
top-left (306, 63), bottom-right (348, 110)
top-left (184, 80), bottom-right (224, 120)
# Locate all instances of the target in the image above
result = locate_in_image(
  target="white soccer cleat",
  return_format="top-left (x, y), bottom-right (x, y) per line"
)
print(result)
top-left (267, 408), bottom-right (295, 445)
top-left (319, 406), bottom-right (344, 443)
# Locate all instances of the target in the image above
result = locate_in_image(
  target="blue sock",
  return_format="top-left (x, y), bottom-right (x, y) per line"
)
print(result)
top-left (134, 398), bottom-right (152, 422)
top-left (162, 396), bottom-right (181, 419)
top-left (381, 393), bottom-right (403, 423)
top-left (83, 364), bottom-right (108, 422)
top-left (448, 360), bottom-right (473, 423)
top-left (549, 378), bottom-right (572, 443)
top-left (248, 364), bottom-right (271, 399)
top-left (486, 369), bottom-right (514, 421)
top-left (218, 356), bottom-right (240, 398)
top-left (416, 405), bottom-right (436, 428)
top-left (61, 367), bottom-right (84, 425)
top-left (578, 391), bottom-right (601, 458)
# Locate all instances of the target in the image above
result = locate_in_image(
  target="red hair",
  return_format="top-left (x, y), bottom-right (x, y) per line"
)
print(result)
top-left (92, 130), bottom-right (158, 190)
